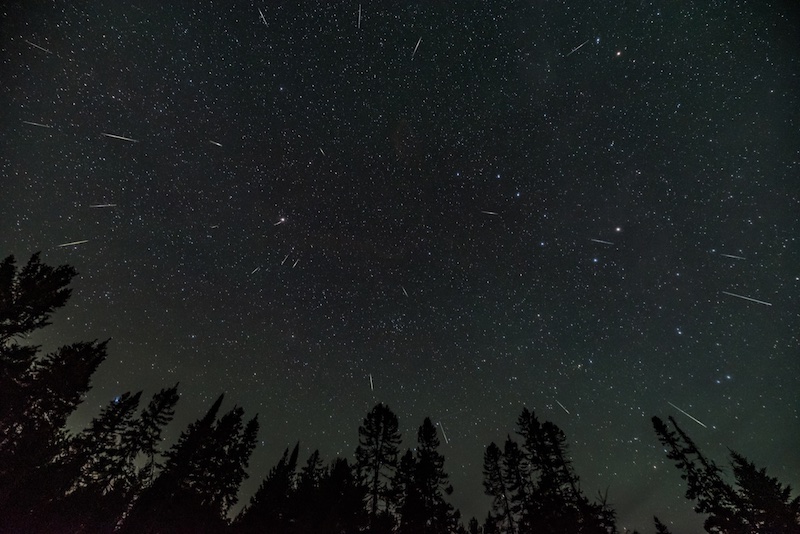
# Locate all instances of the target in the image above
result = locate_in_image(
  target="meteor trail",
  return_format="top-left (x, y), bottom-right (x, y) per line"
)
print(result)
top-left (57, 240), bottom-right (89, 248)
top-left (209, 140), bottom-right (222, 147)
top-left (722, 291), bottom-right (772, 307)
top-left (481, 210), bottom-right (499, 216)
top-left (22, 120), bottom-right (52, 128)
top-left (101, 132), bottom-right (138, 143)
top-left (257, 7), bottom-right (267, 26)
top-left (292, 259), bottom-right (299, 268)
top-left (25, 40), bottom-right (52, 54)
top-left (590, 238), bottom-right (614, 245)
top-left (439, 421), bottom-right (450, 444)
top-left (555, 399), bottom-right (571, 415)
top-left (719, 253), bottom-right (745, 260)
top-left (281, 253), bottom-right (290, 265)
top-left (369, 374), bottom-right (374, 391)
top-left (89, 203), bottom-right (116, 208)
top-left (667, 401), bottom-right (708, 429)
top-left (357, 4), bottom-right (361, 29)
top-left (402, 286), bottom-right (408, 297)
top-left (319, 147), bottom-right (325, 156)
top-left (566, 38), bottom-right (590, 57)
top-left (250, 267), bottom-right (261, 275)
top-left (411, 37), bottom-right (422, 59)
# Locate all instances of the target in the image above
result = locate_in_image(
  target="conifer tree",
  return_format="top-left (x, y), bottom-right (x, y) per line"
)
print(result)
top-left (483, 441), bottom-right (515, 534)
top-left (355, 402), bottom-right (402, 532)
top-left (236, 442), bottom-right (300, 534)
top-left (120, 394), bottom-right (229, 533)
top-left (399, 417), bottom-right (458, 534)
top-left (653, 415), bottom-right (800, 533)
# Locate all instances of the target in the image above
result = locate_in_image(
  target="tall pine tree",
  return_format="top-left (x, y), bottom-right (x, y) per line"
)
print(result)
top-left (355, 402), bottom-right (402, 532)
top-left (399, 417), bottom-right (459, 534)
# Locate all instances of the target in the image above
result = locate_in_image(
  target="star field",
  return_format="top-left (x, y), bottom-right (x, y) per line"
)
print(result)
top-left (2, 1), bottom-right (799, 530)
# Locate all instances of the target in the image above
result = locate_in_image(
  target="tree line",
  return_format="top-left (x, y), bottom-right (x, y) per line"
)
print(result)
top-left (1, 253), bottom-right (798, 533)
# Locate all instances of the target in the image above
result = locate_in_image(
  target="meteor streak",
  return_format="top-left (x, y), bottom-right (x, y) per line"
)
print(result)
top-left (101, 132), bottom-right (138, 143)
top-left (411, 37), bottom-right (422, 59)
top-left (89, 203), bottom-right (116, 208)
top-left (722, 291), bottom-right (772, 307)
top-left (555, 399), bottom-right (571, 415)
top-left (57, 240), bottom-right (89, 248)
top-left (439, 422), bottom-right (450, 444)
top-left (667, 401), bottom-right (707, 429)
top-left (22, 120), bottom-right (52, 128)
top-left (25, 40), bottom-right (52, 54)
top-left (209, 140), bottom-right (222, 147)
top-left (719, 253), bottom-right (745, 260)
top-left (566, 38), bottom-right (590, 57)
top-left (369, 374), bottom-right (374, 391)
top-left (590, 238), bottom-right (614, 245)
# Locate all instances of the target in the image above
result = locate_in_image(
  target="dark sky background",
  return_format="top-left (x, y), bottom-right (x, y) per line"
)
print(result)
top-left (2, 1), bottom-right (799, 531)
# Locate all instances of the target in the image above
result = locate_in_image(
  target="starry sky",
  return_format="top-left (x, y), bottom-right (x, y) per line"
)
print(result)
top-left (2, 1), bottom-right (799, 530)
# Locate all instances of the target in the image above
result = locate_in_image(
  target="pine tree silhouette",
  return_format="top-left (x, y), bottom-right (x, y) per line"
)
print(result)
top-left (483, 441), bottom-right (516, 534)
top-left (236, 442), bottom-right (300, 534)
top-left (399, 417), bottom-right (458, 534)
top-left (120, 394), bottom-right (240, 533)
top-left (355, 402), bottom-right (402, 533)
top-left (653, 415), bottom-right (800, 533)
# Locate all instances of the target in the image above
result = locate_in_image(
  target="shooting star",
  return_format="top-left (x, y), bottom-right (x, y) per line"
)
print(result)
top-left (257, 7), bottom-right (267, 26)
top-left (57, 240), bottom-right (89, 248)
top-left (722, 291), bottom-right (772, 307)
top-left (292, 259), bottom-right (299, 268)
top-left (402, 286), bottom-right (408, 297)
top-left (210, 224), bottom-right (220, 229)
top-left (481, 210), bottom-right (500, 216)
top-left (281, 253), bottom-right (290, 265)
top-left (319, 147), bottom-right (325, 156)
top-left (667, 401), bottom-right (708, 429)
top-left (25, 40), bottom-right (52, 54)
top-left (555, 399), bottom-right (571, 415)
top-left (590, 238), bottom-right (614, 245)
top-left (250, 266), bottom-right (261, 275)
top-left (411, 37), bottom-right (422, 59)
top-left (565, 38), bottom-right (591, 57)
top-left (22, 120), bottom-right (52, 128)
top-left (89, 203), bottom-right (116, 208)
top-left (357, 4), bottom-right (361, 29)
top-left (101, 132), bottom-right (138, 143)
top-left (369, 374), bottom-right (374, 391)
top-left (719, 253), bottom-right (745, 260)
top-left (274, 217), bottom-right (286, 226)
top-left (439, 422), bottom-right (450, 444)
top-left (209, 140), bottom-right (222, 147)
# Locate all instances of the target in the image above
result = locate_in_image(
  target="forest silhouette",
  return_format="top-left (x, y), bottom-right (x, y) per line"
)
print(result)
top-left (1, 253), bottom-right (798, 533)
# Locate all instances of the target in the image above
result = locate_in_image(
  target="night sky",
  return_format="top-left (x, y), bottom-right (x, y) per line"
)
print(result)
top-left (2, 1), bottom-right (799, 530)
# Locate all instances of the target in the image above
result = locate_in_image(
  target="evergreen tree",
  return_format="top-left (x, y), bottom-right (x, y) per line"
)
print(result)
top-left (653, 415), bottom-right (800, 533)
top-left (653, 516), bottom-right (673, 534)
top-left (483, 441), bottom-right (516, 534)
top-left (355, 402), bottom-right (402, 532)
top-left (120, 394), bottom-right (233, 533)
top-left (236, 442), bottom-right (300, 534)
top-left (399, 417), bottom-right (458, 534)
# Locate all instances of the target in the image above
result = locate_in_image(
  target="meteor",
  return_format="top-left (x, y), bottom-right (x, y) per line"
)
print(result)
top-left (22, 120), bottom-right (51, 128)
top-left (57, 240), bottom-right (89, 248)
top-left (411, 37), bottom-right (422, 59)
top-left (101, 132), bottom-right (138, 143)
top-left (89, 203), bottom-right (116, 208)
top-left (722, 291), bottom-right (772, 307)
top-left (439, 421), bottom-right (450, 444)
top-left (667, 401), bottom-right (707, 429)
top-left (590, 238), bottom-right (614, 245)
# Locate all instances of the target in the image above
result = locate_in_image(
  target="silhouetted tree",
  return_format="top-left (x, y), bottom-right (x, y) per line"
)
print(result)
top-left (399, 417), bottom-right (459, 534)
top-left (355, 402), bottom-right (402, 532)
top-left (236, 442), bottom-right (300, 534)
top-left (483, 441), bottom-right (516, 534)
top-left (653, 415), bottom-right (800, 533)
top-left (121, 394), bottom-right (258, 533)
top-left (653, 516), bottom-right (673, 534)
